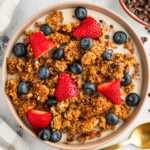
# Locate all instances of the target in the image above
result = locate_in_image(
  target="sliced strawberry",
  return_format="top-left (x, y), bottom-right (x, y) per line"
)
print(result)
top-left (55, 72), bottom-right (79, 101)
top-left (29, 32), bottom-right (54, 59)
top-left (73, 16), bottom-right (102, 39)
top-left (97, 80), bottom-right (122, 105)
top-left (26, 109), bottom-right (52, 128)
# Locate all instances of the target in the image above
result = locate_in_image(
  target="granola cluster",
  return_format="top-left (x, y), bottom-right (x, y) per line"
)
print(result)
top-left (6, 10), bottom-right (140, 143)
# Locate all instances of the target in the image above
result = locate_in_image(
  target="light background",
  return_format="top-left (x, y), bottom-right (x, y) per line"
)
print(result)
top-left (1, 0), bottom-right (150, 149)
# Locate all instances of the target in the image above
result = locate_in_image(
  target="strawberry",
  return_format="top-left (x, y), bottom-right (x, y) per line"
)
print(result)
top-left (26, 109), bottom-right (52, 128)
top-left (73, 16), bottom-right (102, 39)
top-left (29, 32), bottom-right (54, 59)
top-left (97, 80), bottom-right (122, 105)
top-left (55, 72), bottom-right (79, 101)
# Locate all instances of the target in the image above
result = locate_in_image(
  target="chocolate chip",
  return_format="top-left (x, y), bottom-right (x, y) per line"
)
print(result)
top-left (105, 35), bottom-right (110, 39)
top-left (99, 19), bottom-right (103, 23)
top-left (125, 0), bottom-right (150, 24)
top-left (141, 36), bottom-right (148, 43)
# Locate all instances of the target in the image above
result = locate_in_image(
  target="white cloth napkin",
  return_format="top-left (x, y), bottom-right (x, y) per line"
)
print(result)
top-left (0, 0), bottom-right (20, 65)
top-left (0, 1), bottom-right (29, 150)
top-left (0, 0), bottom-right (20, 32)
top-left (0, 118), bottom-right (29, 150)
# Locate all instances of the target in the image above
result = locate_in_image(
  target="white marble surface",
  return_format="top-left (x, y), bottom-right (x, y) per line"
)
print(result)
top-left (0, 0), bottom-right (150, 149)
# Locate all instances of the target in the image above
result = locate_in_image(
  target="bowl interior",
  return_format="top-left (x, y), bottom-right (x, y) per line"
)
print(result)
top-left (2, 2), bottom-right (149, 149)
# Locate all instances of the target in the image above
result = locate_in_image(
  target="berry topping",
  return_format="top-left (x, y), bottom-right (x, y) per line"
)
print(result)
top-left (38, 66), bottom-right (50, 80)
top-left (69, 62), bottom-right (82, 74)
top-left (26, 109), bottom-right (52, 128)
top-left (73, 16), bottom-right (102, 39)
top-left (13, 43), bottom-right (27, 57)
top-left (121, 73), bottom-right (132, 86)
top-left (80, 38), bottom-right (93, 50)
top-left (17, 81), bottom-right (29, 95)
top-left (74, 7), bottom-right (87, 20)
top-left (126, 93), bottom-right (141, 107)
top-left (102, 50), bottom-right (113, 61)
top-left (46, 96), bottom-right (57, 107)
top-left (38, 129), bottom-right (51, 140)
top-left (50, 130), bottom-right (62, 143)
top-left (52, 47), bottom-right (64, 60)
top-left (83, 81), bottom-right (96, 95)
top-left (55, 72), bottom-right (79, 101)
top-left (106, 112), bottom-right (119, 125)
top-left (113, 31), bottom-right (127, 44)
top-left (97, 80), bottom-right (122, 105)
top-left (40, 24), bottom-right (53, 36)
top-left (29, 32), bottom-right (54, 59)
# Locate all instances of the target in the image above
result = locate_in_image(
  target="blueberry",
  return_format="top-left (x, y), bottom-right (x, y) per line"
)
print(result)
top-left (83, 81), bottom-right (96, 95)
top-left (39, 67), bottom-right (50, 80)
top-left (106, 112), bottom-right (119, 125)
top-left (126, 93), bottom-right (141, 107)
top-left (121, 73), bottom-right (132, 86)
top-left (17, 81), bottom-right (29, 95)
top-left (74, 7), bottom-right (87, 20)
top-left (52, 48), bottom-right (64, 60)
top-left (69, 62), bottom-right (82, 74)
top-left (40, 24), bottom-right (52, 36)
top-left (13, 43), bottom-right (27, 57)
top-left (80, 38), bottom-right (92, 50)
top-left (47, 96), bottom-right (57, 107)
top-left (38, 129), bottom-right (51, 141)
top-left (50, 130), bottom-right (62, 142)
top-left (113, 31), bottom-right (127, 44)
top-left (102, 50), bottom-right (113, 61)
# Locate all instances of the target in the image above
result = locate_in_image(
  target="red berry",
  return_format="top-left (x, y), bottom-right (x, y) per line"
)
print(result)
top-left (97, 80), bottom-right (122, 105)
top-left (26, 109), bottom-right (52, 128)
top-left (55, 72), bottom-right (79, 101)
top-left (29, 32), bottom-right (54, 59)
top-left (73, 16), bottom-right (102, 39)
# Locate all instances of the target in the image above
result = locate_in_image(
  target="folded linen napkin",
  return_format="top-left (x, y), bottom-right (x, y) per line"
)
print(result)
top-left (0, 0), bottom-right (29, 149)
top-left (0, 118), bottom-right (29, 150)
top-left (0, 0), bottom-right (20, 65)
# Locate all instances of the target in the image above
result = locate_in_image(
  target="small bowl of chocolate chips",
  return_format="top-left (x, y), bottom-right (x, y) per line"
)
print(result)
top-left (119, 0), bottom-right (150, 28)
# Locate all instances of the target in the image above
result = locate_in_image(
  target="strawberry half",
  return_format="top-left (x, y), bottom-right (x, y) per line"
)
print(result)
top-left (73, 16), bottom-right (102, 39)
top-left (29, 32), bottom-right (54, 59)
top-left (97, 80), bottom-right (122, 105)
top-left (55, 72), bottom-right (79, 101)
top-left (26, 109), bottom-right (52, 128)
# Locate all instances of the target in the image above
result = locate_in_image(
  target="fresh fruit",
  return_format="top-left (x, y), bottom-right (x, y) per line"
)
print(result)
top-left (97, 80), bottom-right (122, 105)
top-left (13, 43), bottom-right (27, 57)
top-left (74, 7), bottom-right (87, 20)
top-left (46, 96), bottom-right (57, 107)
top-left (38, 129), bottom-right (51, 140)
top-left (83, 81), bottom-right (96, 95)
top-left (29, 32), bottom-right (54, 59)
top-left (80, 38), bottom-right (92, 50)
top-left (38, 66), bottom-right (50, 80)
top-left (126, 93), bottom-right (141, 107)
top-left (69, 62), bottom-right (82, 74)
top-left (50, 130), bottom-right (62, 142)
top-left (55, 72), bottom-right (79, 101)
top-left (40, 24), bottom-right (52, 36)
top-left (17, 81), bottom-right (29, 95)
top-left (106, 112), bottom-right (119, 125)
top-left (102, 50), bottom-right (113, 61)
top-left (121, 73), bottom-right (132, 86)
top-left (26, 109), bottom-right (52, 128)
top-left (52, 48), bottom-right (64, 60)
top-left (113, 31), bottom-right (127, 44)
top-left (73, 16), bottom-right (102, 39)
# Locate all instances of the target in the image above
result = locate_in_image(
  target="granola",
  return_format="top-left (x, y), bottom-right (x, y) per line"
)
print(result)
top-left (5, 7), bottom-right (141, 143)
